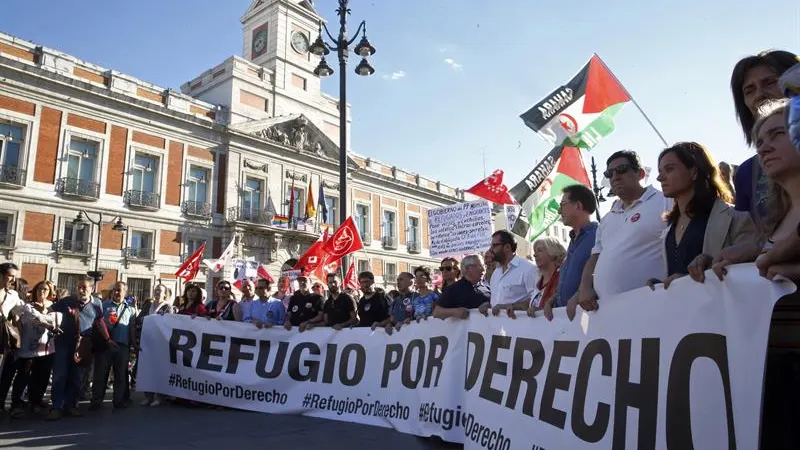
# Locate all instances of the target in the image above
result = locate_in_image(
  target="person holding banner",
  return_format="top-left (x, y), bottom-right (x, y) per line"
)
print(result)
top-left (243, 286), bottom-right (285, 329)
top-left (577, 150), bottom-right (672, 313)
top-left (284, 276), bottom-right (324, 332)
top-left (206, 281), bottom-right (242, 322)
top-left (483, 230), bottom-right (538, 315)
top-left (648, 142), bottom-right (755, 288)
top-left (387, 272), bottom-right (414, 334)
top-left (323, 273), bottom-right (358, 329)
top-left (409, 267), bottom-right (439, 322)
top-left (434, 254), bottom-right (491, 320)
top-left (355, 272), bottom-right (392, 330)
top-left (178, 284), bottom-right (207, 318)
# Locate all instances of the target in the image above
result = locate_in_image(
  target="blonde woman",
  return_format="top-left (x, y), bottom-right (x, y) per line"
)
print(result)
top-left (495, 237), bottom-right (566, 318)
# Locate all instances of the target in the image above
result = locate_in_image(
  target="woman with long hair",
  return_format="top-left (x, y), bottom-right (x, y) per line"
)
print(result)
top-left (730, 50), bottom-right (799, 232)
top-left (650, 142), bottom-right (755, 288)
top-left (178, 283), bottom-right (207, 317)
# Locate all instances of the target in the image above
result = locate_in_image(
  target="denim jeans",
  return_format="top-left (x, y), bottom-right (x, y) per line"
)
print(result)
top-left (92, 344), bottom-right (130, 406)
top-left (50, 345), bottom-right (82, 411)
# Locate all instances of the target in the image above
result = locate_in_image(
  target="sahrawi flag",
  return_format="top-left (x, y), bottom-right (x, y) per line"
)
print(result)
top-left (523, 146), bottom-right (591, 241)
top-left (520, 54), bottom-right (630, 149)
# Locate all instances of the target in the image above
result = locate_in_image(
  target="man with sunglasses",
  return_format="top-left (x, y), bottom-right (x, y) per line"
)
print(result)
top-left (576, 150), bottom-right (671, 315)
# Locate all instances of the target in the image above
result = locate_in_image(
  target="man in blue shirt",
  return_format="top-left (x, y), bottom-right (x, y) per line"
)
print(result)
top-left (244, 293), bottom-right (286, 328)
top-left (90, 281), bottom-right (136, 410)
top-left (543, 184), bottom-right (598, 320)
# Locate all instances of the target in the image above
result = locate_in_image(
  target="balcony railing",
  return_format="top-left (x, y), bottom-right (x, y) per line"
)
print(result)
top-left (227, 207), bottom-right (272, 226)
top-left (124, 247), bottom-right (155, 261)
top-left (0, 233), bottom-right (14, 248)
top-left (0, 165), bottom-right (25, 187)
top-left (360, 232), bottom-right (371, 243)
top-left (382, 235), bottom-right (398, 250)
top-left (407, 240), bottom-right (421, 254)
top-left (56, 177), bottom-right (100, 199)
top-left (124, 190), bottom-right (160, 210)
top-left (182, 200), bottom-right (212, 219)
top-left (53, 239), bottom-right (92, 255)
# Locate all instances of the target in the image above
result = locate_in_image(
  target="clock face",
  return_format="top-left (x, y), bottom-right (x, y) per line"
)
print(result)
top-left (252, 29), bottom-right (268, 56)
top-left (291, 31), bottom-right (309, 54)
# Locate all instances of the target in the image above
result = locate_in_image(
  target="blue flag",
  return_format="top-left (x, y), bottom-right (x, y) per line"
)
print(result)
top-left (318, 183), bottom-right (328, 223)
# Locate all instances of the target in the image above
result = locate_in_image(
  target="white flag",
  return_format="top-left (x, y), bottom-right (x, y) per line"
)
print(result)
top-left (202, 237), bottom-right (236, 272)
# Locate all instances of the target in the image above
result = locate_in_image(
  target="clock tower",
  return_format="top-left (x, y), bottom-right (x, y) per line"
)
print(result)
top-left (241, 0), bottom-right (323, 94)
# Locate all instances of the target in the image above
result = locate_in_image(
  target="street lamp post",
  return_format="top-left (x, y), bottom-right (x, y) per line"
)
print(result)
top-left (589, 157), bottom-right (606, 222)
top-left (309, 0), bottom-right (376, 229)
top-left (72, 211), bottom-right (127, 287)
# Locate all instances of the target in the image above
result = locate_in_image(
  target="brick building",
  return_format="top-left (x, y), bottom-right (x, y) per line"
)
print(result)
top-left (0, 0), bottom-right (467, 300)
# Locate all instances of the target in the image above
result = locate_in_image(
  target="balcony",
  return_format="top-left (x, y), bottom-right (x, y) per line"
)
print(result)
top-left (56, 177), bottom-right (100, 200)
top-left (227, 206), bottom-right (272, 226)
top-left (407, 240), bottom-right (421, 254)
top-left (0, 233), bottom-right (14, 248)
top-left (123, 247), bottom-right (156, 269)
top-left (53, 239), bottom-right (92, 262)
top-left (124, 190), bottom-right (160, 210)
top-left (0, 165), bottom-right (25, 188)
top-left (382, 235), bottom-right (398, 250)
top-left (182, 200), bottom-right (212, 219)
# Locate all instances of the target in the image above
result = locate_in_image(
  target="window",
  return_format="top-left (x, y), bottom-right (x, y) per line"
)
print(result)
top-left (357, 259), bottom-right (369, 275)
top-left (185, 166), bottom-right (209, 204)
top-left (561, 228), bottom-right (567, 241)
top-left (385, 262), bottom-right (397, 280)
top-left (292, 74), bottom-right (307, 91)
top-left (61, 223), bottom-right (89, 253)
top-left (407, 216), bottom-right (420, 250)
top-left (131, 152), bottom-right (159, 193)
top-left (127, 277), bottom-right (152, 308)
top-left (286, 185), bottom-right (304, 219)
top-left (355, 204), bottom-right (370, 241)
top-left (0, 214), bottom-right (12, 247)
top-left (382, 210), bottom-right (397, 249)
top-left (0, 122), bottom-right (24, 184)
top-left (66, 137), bottom-right (98, 183)
top-left (323, 196), bottom-right (338, 226)
top-left (242, 178), bottom-right (263, 220)
top-left (185, 238), bottom-right (204, 261)
top-left (57, 273), bottom-right (85, 296)
top-left (128, 230), bottom-right (154, 259)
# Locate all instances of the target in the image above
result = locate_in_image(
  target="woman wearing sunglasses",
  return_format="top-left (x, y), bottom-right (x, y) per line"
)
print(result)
top-left (206, 281), bottom-right (242, 321)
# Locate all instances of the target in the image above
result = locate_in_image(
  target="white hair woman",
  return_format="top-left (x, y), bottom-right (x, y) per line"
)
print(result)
top-left (494, 237), bottom-right (566, 319)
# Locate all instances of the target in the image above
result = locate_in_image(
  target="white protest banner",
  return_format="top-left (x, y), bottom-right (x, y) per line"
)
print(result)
top-left (504, 204), bottom-right (520, 231)
top-left (137, 264), bottom-right (794, 448)
top-left (427, 199), bottom-right (493, 257)
top-left (138, 314), bottom-right (469, 442)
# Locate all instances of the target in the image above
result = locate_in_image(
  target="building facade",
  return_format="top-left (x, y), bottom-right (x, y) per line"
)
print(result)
top-left (0, 0), bottom-right (467, 300)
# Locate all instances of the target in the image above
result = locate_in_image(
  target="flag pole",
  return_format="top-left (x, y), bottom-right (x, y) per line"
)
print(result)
top-left (594, 54), bottom-right (669, 148)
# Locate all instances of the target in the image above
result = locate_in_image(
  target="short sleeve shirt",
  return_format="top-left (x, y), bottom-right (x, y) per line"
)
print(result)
top-left (324, 293), bottom-right (356, 326)
top-left (438, 278), bottom-right (490, 309)
top-left (357, 292), bottom-right (390, 327)
top-left (390, 292), bottom-right (415, 322)
top-left (287, 292), bottom-right (324, 326)
top-left (592, 185), bottom-right (672, 298)
top-left (412, 292), bottom-right (439, 318)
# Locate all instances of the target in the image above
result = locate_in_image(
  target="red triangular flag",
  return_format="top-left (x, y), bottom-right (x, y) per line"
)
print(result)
top-left (465, 169), bottom-right (517, 205)
top-left (582, 55), bottom-right (631, 115)
top-left (343, 259), bottom-right (359, 290)
top-left (175, 243), bottom-right (206, 281)
top-left (322, 216), bottom-right (364, 260)
top-left (294, 239), bottom-right (327, 275)
top-left (556, 147), bottom-right (592, 186)
top-left (257, 264), bottom-right (274, 283)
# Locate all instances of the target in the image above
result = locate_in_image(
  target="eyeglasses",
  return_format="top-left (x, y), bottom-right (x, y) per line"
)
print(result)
top-left (439, 266), bottom-right (455, 272)
top-left (603, 164), bottom-right (634, 179)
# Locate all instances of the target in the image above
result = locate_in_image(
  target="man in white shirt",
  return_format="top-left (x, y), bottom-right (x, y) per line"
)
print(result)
top-left (578, 150), bottom-right (672, 313)
top-left (479, 230), bottom-right (539, 315)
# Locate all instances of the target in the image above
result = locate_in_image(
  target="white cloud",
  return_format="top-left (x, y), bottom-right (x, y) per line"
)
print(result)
top-left (444, 58), bottom-right (463, 72)
top-left (381, 70), bottom-right (406, 81)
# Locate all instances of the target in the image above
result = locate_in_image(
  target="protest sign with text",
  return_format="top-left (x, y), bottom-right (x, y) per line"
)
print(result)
top-left (137, 265), bottom-right (794, 449)
top-left (427, 199), bottom-right (493, 258)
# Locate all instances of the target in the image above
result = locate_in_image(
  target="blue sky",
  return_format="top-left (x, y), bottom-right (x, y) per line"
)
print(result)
top-left (2, 0), bottom-right (799, 201)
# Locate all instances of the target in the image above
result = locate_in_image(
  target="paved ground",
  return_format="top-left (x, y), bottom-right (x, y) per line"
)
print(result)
top-left (0, 395), bottom-right (462, 450)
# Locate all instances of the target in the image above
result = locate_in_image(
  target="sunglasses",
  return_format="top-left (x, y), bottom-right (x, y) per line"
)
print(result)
top-left (218, 285), bottom-right (231, 291)
top-left (603, 164), bottom-right (634, 179)
top-left (439, 266), bottom-right (456, 271)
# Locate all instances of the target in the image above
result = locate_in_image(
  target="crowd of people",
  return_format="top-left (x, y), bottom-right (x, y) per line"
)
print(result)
top-left (0, 49), bottom-right (799, 448)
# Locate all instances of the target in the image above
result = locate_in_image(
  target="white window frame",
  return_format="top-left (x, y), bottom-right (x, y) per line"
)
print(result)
top-left (0, 210), bottom-right (17, 247)
top-left (406, 214), bottom-right (421, 248)
top-left (284, 182), bottom-right (306, 219)
top-left (185, 236), bottom-right (205, 258)
top-left (0, 118), bottom-right (28, 168)
top-left (323, 195), bottom-right (339, 226)
top-left (242, 176), bottom-right (265, 218)
top-left (128, 148), bottom-right (162, 195)
top-left (127, 228), bottom-right (155, 255)
top-left (61, 130), bottom-right (104, 185)
top-left (384, 262), bottom-right (397, 280)
top-left (357, 258), bottom-right (370, 275)
top-left (0, 111), bottom-right (34, 179)
top-left (183, 159), bottom-right (213, 206)
top-left (381, 208), bottom-right (397, 239)
top-left (354, 202), bottom-right (371, 243)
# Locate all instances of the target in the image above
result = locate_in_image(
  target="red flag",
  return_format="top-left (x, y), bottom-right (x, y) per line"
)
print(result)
top-left (175, 243), bottom-right (206, 281)
top-left (293, 240), bottom-right (327, 275)
top-left (343, 259), bottom-right (359, 290)
top-left (322, 216), bottom-right (364, 260)
top-left (465, 169), bottom-right (517, 205)
top-left (256, 264), bottom-right (274, 283)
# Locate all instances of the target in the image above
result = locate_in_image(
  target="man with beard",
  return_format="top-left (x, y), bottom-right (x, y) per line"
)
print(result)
top-left (355, 272), bottom-right (392, 330)
top-left (479, 230), bottom-right (538, 316)
top-left (323, 274), bottom-right (358, 330)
